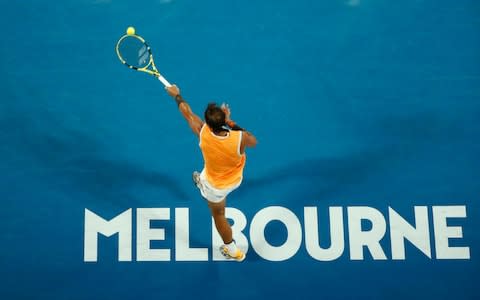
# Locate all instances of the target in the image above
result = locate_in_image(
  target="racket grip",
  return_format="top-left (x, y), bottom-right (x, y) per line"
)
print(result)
top-left (157, 75), bottom-right (172, 87)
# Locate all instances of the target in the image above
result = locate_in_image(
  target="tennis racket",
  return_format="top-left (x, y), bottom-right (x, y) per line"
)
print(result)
top-left (115, 30), bottom-right (171, 87)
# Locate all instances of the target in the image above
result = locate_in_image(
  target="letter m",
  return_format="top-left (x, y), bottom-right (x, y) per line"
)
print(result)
top-left (84, 208), bottom-right (132, 262)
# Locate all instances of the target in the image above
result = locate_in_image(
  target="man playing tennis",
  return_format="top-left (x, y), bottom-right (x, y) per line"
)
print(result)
top-left (166, 84), bottom-right (257, 261)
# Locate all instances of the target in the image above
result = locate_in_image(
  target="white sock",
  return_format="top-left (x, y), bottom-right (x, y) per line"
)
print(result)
top-left (226, 240), bottom-right (238, 254)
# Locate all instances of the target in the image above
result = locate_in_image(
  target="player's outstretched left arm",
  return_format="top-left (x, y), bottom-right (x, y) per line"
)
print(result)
top-left (166, 85), bottom-right (204, 136)
top-left (221, 103), bottom-right (257, 151)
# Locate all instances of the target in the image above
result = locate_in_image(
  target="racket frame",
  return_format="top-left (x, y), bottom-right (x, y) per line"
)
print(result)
top-left (115, 34), bottom-right (171, 87)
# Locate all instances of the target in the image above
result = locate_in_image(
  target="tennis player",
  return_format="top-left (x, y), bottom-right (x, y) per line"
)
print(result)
top-left (166, 84), bottom-right (257, 261)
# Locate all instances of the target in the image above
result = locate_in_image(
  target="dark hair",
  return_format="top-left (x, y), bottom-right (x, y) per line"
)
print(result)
top-left (204, 102), bottom-right (226, 131)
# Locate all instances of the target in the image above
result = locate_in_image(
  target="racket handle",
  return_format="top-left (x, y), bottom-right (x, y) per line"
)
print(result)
top-left (157, 74), bottom-right (172, 87)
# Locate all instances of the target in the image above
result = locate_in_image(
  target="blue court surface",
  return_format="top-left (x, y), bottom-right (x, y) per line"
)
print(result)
top-left (0, 1), bottom-right (479, 299)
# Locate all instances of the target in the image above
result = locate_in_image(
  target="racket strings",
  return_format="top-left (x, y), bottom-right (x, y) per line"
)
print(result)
top-left (118, 36), bottom-right (151, 69)
top-left (138, 45), bottom-right (149, 67)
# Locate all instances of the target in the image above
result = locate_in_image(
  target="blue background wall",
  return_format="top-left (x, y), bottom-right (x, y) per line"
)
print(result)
top-left (0, 0), bottom-right (478, 299)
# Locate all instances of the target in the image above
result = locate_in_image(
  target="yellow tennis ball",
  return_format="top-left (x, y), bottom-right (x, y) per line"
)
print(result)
top-left (126, 26), bottom-right (135, 35)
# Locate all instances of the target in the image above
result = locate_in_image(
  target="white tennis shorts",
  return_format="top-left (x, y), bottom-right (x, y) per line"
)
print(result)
top-left (197, 169), bottom-right (242, 203)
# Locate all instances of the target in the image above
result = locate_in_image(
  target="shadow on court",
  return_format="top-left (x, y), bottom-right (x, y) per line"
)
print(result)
top-left (239, 109), bottom-right (469, 203)
top-left (1, 106), bottom-right (190, 206)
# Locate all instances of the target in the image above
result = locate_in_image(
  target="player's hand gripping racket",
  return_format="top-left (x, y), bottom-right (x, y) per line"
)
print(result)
top-left (115, 27), bottom-right (171, 87)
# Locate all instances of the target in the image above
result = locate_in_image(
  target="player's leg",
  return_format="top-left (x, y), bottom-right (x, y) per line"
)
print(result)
top-left (207, 198), bottom-right (232, 243)
top-left (193, 170), bottom-right (245, 261)
top-left (208, 199), bottom-right (233, 244)
top-left (208, 198), bottom-right (245, 261)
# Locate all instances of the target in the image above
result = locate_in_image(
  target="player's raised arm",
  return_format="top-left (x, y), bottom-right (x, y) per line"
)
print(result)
top-left (166, 85), bottom-right (204, 136)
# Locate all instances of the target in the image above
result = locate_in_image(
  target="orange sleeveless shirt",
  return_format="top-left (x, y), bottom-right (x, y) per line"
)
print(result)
top-left (199, 124), bottom-right (246, 189)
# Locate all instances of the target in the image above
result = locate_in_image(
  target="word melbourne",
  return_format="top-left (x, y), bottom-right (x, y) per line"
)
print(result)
top-left (84, 205), bottom-right (470, 262)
